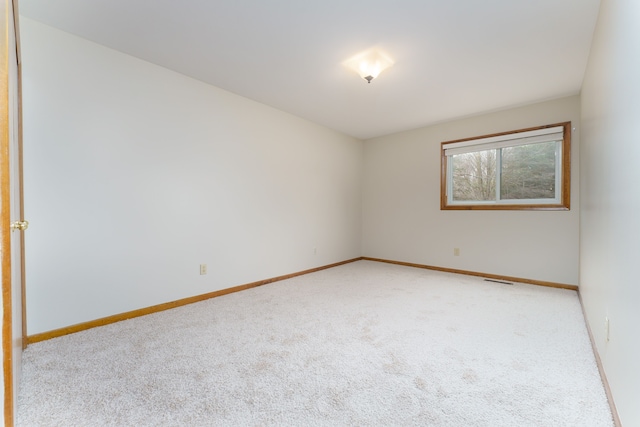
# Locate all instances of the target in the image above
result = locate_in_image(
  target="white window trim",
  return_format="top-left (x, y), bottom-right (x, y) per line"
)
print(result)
top-left (443, 126), bottom-right (564, 156)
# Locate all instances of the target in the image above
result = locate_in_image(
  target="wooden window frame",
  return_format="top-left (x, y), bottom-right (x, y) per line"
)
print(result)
top-left (440, 122), bottom-right (571, 211)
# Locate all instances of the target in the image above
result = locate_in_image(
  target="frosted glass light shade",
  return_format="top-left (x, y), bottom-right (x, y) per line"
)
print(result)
top-left (343, 48), bottom-right (394, 83)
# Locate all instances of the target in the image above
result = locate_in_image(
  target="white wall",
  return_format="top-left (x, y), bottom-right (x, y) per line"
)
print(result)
top-left (21, 18), bottom-right (363, 335)
top-left (363, 96), bottom-right (580, 285)
top-left (580, 0), bottom-right (640, 425)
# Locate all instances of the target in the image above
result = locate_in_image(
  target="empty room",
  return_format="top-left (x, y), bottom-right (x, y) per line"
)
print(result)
top-left (1, 0), bottom-right (639, 425)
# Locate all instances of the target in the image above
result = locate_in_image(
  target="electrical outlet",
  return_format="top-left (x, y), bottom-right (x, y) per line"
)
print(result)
top-left (453, 248), bottom-right (460, 256)
top-left (605, 317), bottom-right (610, 342)
top-left (200, 264), bottom-right (207, 275)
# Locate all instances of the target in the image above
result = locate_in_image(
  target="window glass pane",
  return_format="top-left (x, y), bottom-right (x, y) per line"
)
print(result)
top-left (500, 141), bottom-right (556, 200)
top-left (452, 150), bottom-right (496, 201)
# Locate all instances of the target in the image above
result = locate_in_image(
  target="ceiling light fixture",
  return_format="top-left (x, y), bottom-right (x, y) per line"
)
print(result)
top-left (343, 48), bottom-right (394, 84)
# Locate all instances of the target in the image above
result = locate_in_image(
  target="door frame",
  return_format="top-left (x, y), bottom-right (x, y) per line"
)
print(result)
top-left (1, 0), bottom-right (24, 425)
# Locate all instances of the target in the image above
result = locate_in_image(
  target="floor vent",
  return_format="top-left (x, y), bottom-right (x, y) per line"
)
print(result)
top-left (484, 278), bottom-right (513, 285)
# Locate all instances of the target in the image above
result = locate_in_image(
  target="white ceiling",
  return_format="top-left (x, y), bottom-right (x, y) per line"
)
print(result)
top-left (19, 0), bottom-right (601, 140)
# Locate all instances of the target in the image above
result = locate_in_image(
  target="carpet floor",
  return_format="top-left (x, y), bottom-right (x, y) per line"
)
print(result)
top-left (17, 260), bottom-right (614, 426)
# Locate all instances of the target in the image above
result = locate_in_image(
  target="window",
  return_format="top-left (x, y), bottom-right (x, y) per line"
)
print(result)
top-left (441, 122), bottom-right (571, 210)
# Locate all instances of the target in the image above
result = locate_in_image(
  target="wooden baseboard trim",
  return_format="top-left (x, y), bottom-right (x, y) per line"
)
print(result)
top-left (25, 256), bottom-right (577, 344)
top-left (361, 257), bottom-right (578, 291)
top-left (25, 257), bottom-right (363, 345)
top-left (577, 291), bottom-right (622, 427)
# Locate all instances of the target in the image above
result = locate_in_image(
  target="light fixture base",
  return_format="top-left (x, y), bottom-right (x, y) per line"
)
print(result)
top-left (364, 75), bottom-right (373, 84)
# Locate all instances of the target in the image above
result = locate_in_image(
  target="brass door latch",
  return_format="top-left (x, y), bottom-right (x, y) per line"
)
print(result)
top-left (10, 220), bottom-right (29, 232)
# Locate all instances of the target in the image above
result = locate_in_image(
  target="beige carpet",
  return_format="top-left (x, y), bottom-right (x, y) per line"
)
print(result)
top-left (17, 260), bottom-right (613, 426)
